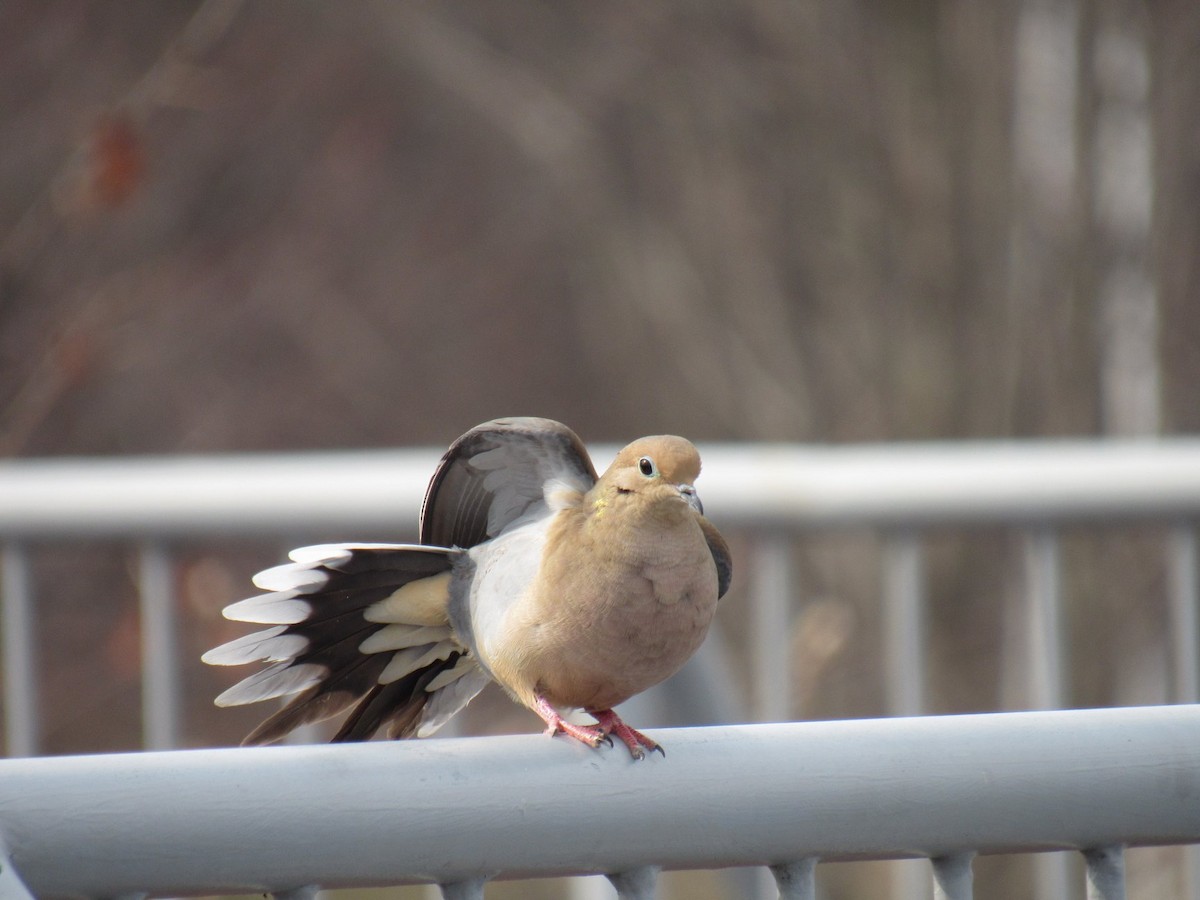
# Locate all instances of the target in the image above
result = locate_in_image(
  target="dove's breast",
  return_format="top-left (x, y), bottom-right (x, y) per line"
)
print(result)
top-left (475, 505), bottom-right (720, 712)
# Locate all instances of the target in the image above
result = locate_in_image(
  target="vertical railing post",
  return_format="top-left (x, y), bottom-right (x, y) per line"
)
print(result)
top-left (932, 853), bottom-right (975, 900)
top-left (607, 866), bottom-right (659, 900)
top-left (1083, 845), bottom-right (1126, 900)
top-left (752, 535), bottom-right (794, 723)
top-left (1024, 528), bottom-right (1069, 900)
top-left (273, 886), bottom-right (320, 900)
top-left (1, 543), bottom-right (38, 757)
top-left (1168, 524), bottom-right (1199, 704)
top-left (1024, 528), bottom-right (1065, 710)
top-left (883, 530), bottom-right (926, 716)
top-left (883, 531), bottom-right (928, 900)
top-left (771, 859), bottom-right (818, 900)
top-left (0, 846), bottom-right (36, 900)
top-left (139, 542), bottom-right (180, 750)
top-left (1168, 524), bottom-right (1200, 900)
top-left (439, 877), bottom-right (490, 900)
top-left (751, 534), bottom-right (795, 900)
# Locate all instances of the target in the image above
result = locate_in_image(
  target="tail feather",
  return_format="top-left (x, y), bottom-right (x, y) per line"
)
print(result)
top-left (205, 543), bottom-right (487, 745)
top-left (333, 651), bottom-right (464, 742)
top-left (244, 651), bottom-right (392, 745)
top-left (378, 642), bottom-right (455, 683)
top-left (216, 660), bottom-right (326, 708)
top-left (416, 662), bottom-right (492, 737)
top-left (243, 680), bottom-right (365, 746)
top-left (222, 591), bottom-right (312, 625)
top-left (202, 625), bottom-right (305, 666)
top-left (360, 624), bottom-right (453, 654)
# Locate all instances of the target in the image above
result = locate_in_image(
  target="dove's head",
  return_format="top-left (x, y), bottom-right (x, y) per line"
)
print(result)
top-left (595, 434), bottom-right (705, 519)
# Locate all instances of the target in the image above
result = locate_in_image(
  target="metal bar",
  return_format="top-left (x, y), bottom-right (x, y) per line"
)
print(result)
top-left (752, 536), bottom-right (793, 722)
top-left (439, 877), bottom-right (490, 900)
top-left (1170, 529), bottom-right (1200, 900)
top-left (1168, 524), bottom-right (1199, 704)
top-left (1024, 528), bottom-right (1064, 710)
top-left (606, 866), bottom-right (659, 900)
top-left (883, 530), bottom-right (925, 717)
top-left (3, 708), bottom-right (1199, 898)
top-left (932, 853), bottom-right (975, 900)
top-left (273, 887), bottom-right (320, 900)
top-left (138, 542), bottom-right (180, 750)
top-left (1083, 845), bottom-right (1126, 900)
top-left (0, 850), bottom-right (36, 900)
top-left (1171, 528), bottom-right (1200, 900)
top-left (1, 543), bottom-right (38, 757)
top-left (1023, 529), bottom-right (1069, 900)
top-left (1170, 528), bottom-right (1200, 900)
top-left (0, 451), bottom-right (436, 539)
top-left (770, 859), bottom-right (817, 900)
top-left (3, 441), bottom-right (1200, 538)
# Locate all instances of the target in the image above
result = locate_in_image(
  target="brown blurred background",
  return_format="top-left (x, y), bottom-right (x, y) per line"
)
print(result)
top-left (2, 1), bottom-right (1198, 898)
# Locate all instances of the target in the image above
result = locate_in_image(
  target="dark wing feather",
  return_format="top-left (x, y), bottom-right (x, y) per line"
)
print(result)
top-left (419, 417), bottom-right (598, 548)
top-left (700, 517), bottom-right (733, 599)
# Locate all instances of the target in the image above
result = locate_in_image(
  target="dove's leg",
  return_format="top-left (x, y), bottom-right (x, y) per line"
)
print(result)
top-left (532, 695), bottom-right (610, 747)
top-left (592, 709), bottom-right (664, 760)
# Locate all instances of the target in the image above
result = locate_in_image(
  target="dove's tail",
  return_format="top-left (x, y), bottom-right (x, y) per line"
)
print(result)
top-left (203, 543), bottom-right (490, 745)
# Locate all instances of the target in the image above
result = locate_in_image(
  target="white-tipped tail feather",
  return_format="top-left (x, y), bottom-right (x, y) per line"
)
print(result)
top-left (251, 562), bottom-right (329, 593)
top-left (202, 626), bottom-right (308, 666)
top-left (221, 592), bottom-right (312, 625)
top-left (205, 543), bottom-right (484, 745)
top-left (214, 661), bottom-right (326, 707)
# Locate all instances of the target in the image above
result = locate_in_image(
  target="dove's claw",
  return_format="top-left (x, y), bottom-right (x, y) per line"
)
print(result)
top-left (592, 709), bottom-right (663, 760)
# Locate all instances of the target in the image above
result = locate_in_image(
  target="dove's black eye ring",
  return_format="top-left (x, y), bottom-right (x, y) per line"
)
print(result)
top-left (638, 456), bottom-right (657, 477)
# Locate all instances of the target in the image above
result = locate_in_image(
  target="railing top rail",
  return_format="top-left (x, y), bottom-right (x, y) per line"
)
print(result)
top-left (0, 439), bottom-right (1199, 537)
top-left (2, 706), bottom-right (1199, 897)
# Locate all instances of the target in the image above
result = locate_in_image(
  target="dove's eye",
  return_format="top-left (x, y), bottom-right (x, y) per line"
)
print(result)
top-left (638, 456), bottom-right (657, 477)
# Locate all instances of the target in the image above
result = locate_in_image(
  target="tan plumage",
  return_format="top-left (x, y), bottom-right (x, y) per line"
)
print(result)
top-left (204, 418), bottom-right (732, 758)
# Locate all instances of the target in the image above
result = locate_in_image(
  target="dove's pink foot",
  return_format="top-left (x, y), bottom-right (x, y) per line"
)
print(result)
top-left (592, 708), bottom-right (663, 760)
top-left (533, 695), bottom-right (611, 748)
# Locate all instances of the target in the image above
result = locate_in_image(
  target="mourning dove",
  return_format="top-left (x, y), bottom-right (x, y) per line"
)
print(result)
top-left (204, 417), bottom-right (732, 758)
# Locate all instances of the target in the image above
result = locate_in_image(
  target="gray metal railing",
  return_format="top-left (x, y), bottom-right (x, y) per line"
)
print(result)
top-left (2, 707), bottom-right (1198, 899)
top-left (0, 438), bottom-right (1199, 899)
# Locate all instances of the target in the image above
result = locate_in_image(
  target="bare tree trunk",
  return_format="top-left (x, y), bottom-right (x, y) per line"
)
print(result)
top-left (1090, 3), bottom-right (1159, 437)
